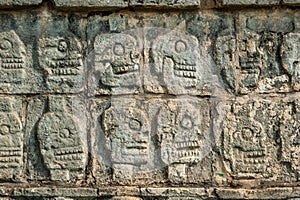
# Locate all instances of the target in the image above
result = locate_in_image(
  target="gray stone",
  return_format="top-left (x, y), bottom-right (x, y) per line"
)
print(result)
top-left (215, 11), bottom-right (293, 94)
top-left (157, 99), bottom-right (211, 183)
top-left (283, 0), bottom-right (300, 4)
top-left (0, 97), bottom-right (23, 181)
top-left (281, 32), bottom-right (300, 91)
top-left (35, 96), bottom-right (88, 181)
top-left (38, 36), bottom-right (84, 93)
top-left (0, 0), bottom-right (42, 6)
top-left (280, 100), bottom-right (300, 180)
top-left (129, 0), bottom-right (200, 7)
top-left (94, 32), bottom-right (142, 95)
top-left (219, 0), bottom-right (280, 5)
top-left (53, 0), bottom-right (128, 8)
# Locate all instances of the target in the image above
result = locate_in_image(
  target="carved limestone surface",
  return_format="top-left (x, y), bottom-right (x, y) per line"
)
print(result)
top-left (282, 32), bottom-right (300, 91)
top-left (103, 106), bottom-right (150, 165)
top-left (53, 0), bottom-right (127, 8)
top-left (37, 96), bottom-right (86, 181)
top-left (38, 36), bottom-right (84, 93)
top-left (223, 101), bottom-right (271, 179)
top-left (280, 100), bottom-right (300, 179)
top-left (102, 102), bottom-right (151, 183)
top-left (215, 34), bottom-right (238, 92)
top-left (0, 97), bottom-right (23, 181)
top-left (94, 33), bottom-right (141, 95)
top-left (218, 31), bottom-right (289, 94)
top-left (129, 0), bottom-right (200, 6)
top-left (157, 99), bottom-right (210, 182)
top-left (0, 31), bottom-right (26, 84)
top-left (151, 30), bottom-right (203, 95)
top-left (219, 0), bottom-right (280, 5)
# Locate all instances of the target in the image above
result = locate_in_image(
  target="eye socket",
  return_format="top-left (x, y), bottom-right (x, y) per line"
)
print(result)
top-left (129, 118), bottom-right (142, 131)
top-left (241, 127), bottom-right (254, 140)
top-left (58, 40), bottom-right (68, 52)
top-left (180, 115), bottom-right (193, 130)
top-left (0, 125), bottom-right (10, 135)
top-left (59, 128), bottom-right (70, 138)
top-left (113, 43), bottom-right (125, 56)
top-left (175, 40), bottom-right (187, 53)
top-left (0, 39), bottom-right (12, 51)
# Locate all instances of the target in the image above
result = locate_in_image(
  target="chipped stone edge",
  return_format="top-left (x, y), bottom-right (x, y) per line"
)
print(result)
top-left (1, 187), bottom-right (300, 198)
top-left (0, 0), bottom-right (299, 9)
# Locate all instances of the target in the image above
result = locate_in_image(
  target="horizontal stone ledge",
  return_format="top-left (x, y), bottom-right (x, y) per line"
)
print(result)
top-left (217, 0), bottom-right (300, 6)
top-left (0, 0), bottom-right (300, 9)
top-left (217, 0), bottom-right (281, 6)
top-left (0, 186), bottom-right (300, 198)
top-left (0, 0), bottom-right (42, 7)
top-left (51, 0), bottom-right (202, 10)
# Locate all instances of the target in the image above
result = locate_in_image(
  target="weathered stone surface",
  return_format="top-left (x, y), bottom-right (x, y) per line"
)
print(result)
top-left (215, 10), bottom-right (293, 94)
top-left (218, 0), bottom-right (280, 5)
top-left (26, 95), bottom-right (88, 182)
top-left (38, 36), bottom-right (84, 93)
top-left (0, 97), bottom-right (23, 181)
top-left (0, 1), bottom-right (299, 200)
top-left (53, 0), bottom-right (128, 8)
top-left (37, 96), bottom-right (87, 181)
top-left (0, 0), bottom-right (42, 6)
top-left (129, 0), bottom-right (200, 7)
top-left (283, 0), bottom-right (300, 4)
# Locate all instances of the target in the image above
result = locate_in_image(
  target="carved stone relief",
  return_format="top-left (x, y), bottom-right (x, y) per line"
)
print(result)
top-left (102, 101), bottom-right (151, 184)
top-left (215, 13), bottom-right (293, 94)
top-left (38, 36), bottom-right (84, 93)
top-left (0, 97), bottom-right (23, 181)
top-left (150, 30), bottom-right (203, 95)
top-left (157, 99), bottom-right (210, 183)
top-left (0, 31), bottom-right (26, 84)
top-left (281, 16), bottom-right (300, 91)
top-left (37, 96), bottom-right (87, 181)
top-left (94, 33), bottom-right (142, 95)
top-left (280, 100), bottom-right (300, 180)
top-left (223, 101), bottom-right (270, 178)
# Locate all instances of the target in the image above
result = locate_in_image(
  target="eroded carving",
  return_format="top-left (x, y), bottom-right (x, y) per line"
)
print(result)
top-left (94, 33), bottom-right (141, 94)
top-left (39, 37), bottom-right (83, 92)
top-left (223, 102), bottom-right (269, 178)
top-left (0, 98), bottom-right (23, 180)
top-left (103, 105), bottom-right (150, 183)
top-left (280, 101), bottom-right (300, 178)
top-left (37, 96), bottom-right (86, 181)
top-left (151, 30), bottom-right (202, 94)
top-left (157, 99), bottom-right (210, 183)
top-left (216, 22), bottom-right (290, 94)
top-left (215, 34), bottom-right (237, 92)
top-left (282, 31), bottom-right (300, 91)
top-left (0, 31), bottom-right (26, 84)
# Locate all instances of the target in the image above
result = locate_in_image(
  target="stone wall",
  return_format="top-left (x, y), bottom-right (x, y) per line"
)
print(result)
top-left (0, 0), bottom-right (300, 199)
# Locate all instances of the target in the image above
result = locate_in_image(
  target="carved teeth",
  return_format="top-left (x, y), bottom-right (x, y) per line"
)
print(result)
top-left (174, 70), bottom-right (196, 79)
top-left (174, 64), bottom-right (196, 72)
top-left (177, 149), bottom-right (200, 158)
top-left (112, 64), bottom-right (138, 74)
top-left (0, 149), bottom-right (21, 157)
top-left (0, 157), bottom-right (20, 163)
top-left (55, 154), bottom-right (81, 161)
top-left (50, 59), bottom-right (82, 68)
top-left (1, 63), bottom-right (23, 69)
top-left (51, 68), bottom-right (79, 76)
top-left (54, 146), bottom-right (84, 156)
top-left (176, 141), bottom-right (200, 149)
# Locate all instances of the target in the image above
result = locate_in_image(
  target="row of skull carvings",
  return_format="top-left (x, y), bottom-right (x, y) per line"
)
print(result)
top-left (0, 95), bottom-right (219, 182)
top-left (0, 29), bottom-right (220, 95)
top-left (2, 95), bottom-right (300, 182)
top-left (4, 27), bottom-right (300, 95)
